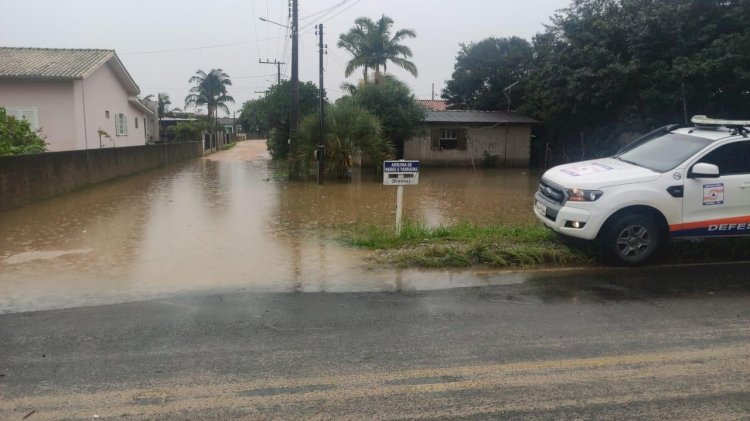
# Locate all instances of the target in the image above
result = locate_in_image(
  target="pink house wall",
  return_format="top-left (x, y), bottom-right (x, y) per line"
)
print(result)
top-left (0, 60), bottom-right (148, 152)
top-left (0, 80), bottom-right (78, 151)
top-left (79, 62), bottom-right (147, 149)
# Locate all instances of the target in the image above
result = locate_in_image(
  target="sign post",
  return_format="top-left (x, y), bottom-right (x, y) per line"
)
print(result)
top-left (383, 160), bottom-right (420, 235)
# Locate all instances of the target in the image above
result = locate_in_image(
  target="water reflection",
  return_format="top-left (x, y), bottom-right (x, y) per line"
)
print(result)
top-left (0, 140), bottom-right (541, 312)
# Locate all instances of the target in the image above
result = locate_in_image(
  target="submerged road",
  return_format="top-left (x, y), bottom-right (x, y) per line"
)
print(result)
top-left (1, 263), bottom-right (749, 420)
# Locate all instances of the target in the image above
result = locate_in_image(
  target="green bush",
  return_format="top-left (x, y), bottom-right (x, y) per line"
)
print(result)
top-left (292, 103), bottom-right (394, 179)
top-left (172, 119), bottom-right (209, 142)
top-left (0, 107), bottom-right (47, 156)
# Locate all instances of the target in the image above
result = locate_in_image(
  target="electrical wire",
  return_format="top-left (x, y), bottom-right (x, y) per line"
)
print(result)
top-left (300, 0), bottom-right (362, 34)
top-left (300, 0), bottom-right (349, 22)
top-left (120, 37), bottom-right (284, 55)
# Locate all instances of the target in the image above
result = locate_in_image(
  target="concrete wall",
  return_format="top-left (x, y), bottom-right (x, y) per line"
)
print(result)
top-left (0, 80), bottom-right (78, 151)
top-left (0, 142), bottom-right (203, 211)
top-left (80, 62), bottom-right (147, 149)
top-left (405, 124), bottom-right (532, 167)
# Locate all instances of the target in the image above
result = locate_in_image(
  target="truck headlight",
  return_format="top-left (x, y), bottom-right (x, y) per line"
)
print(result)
top-left (566, 188), bottom-right (603, 202)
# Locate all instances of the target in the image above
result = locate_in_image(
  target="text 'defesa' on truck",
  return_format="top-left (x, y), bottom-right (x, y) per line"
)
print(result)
top-left (534, 115), bottom-right (750, 266)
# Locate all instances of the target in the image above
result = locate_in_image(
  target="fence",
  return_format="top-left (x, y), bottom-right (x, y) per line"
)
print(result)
top-left (203, 132), bottom-right (231, 153)
top-left (0, 142), bottom-right (203, 211)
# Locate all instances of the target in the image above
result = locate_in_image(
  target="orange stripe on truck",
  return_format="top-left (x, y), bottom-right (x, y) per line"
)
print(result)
top-left (670, 215), bottom-right (750, 232)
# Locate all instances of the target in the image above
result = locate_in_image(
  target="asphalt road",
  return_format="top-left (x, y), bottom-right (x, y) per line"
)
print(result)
top-left (1, 262), bottom-right (749, 420)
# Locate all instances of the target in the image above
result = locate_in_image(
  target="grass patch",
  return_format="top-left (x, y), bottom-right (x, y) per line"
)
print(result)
top-left (339, 221), bottom-right (750, 269)
top-left (221, 141), bottom-right (237, 150)
top-left (340, 222), bottom-right (592, 269)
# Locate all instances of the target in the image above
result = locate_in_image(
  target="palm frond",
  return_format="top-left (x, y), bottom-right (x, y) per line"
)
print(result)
top-left (389, 57), bottom-right (418, 77)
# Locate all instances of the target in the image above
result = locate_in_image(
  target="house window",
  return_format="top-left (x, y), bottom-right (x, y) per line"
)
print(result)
top-left (440, 129), bottom-right (458, 149)
top-left (115, 113), bottom-right (128, 136)
top-left (6, 107), bottom-right (39, 130)
top-left (431, 128), bottom-right (467, 151)
top-left (105, 110), bottom-right (110, 119)
top-left (134, 117), bottom-right (138, 129)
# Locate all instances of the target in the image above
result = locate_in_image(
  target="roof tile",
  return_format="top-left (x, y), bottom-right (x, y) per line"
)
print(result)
top-left (0, 47), bottom-right (113, 79)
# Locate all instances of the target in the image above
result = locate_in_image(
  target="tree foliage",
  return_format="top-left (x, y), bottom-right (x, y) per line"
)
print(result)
top-left (0, 107), bottom-right (47, 156)
top-left (338, 15), bottom-right (418, 83)
top-left (170, 119), bottom-right (210, 142)
top-left (338, 76), bottom-right (425, 156)
top-left (184, 69), bottom-right (234, 133)
top-left (443, 0), bottom-right (750, 159)
top-left (237, 80), bottom-right (321, 159)
top-left (442, 37), bottom-right (533, 111)
top-left (292, 103), bottom-right (393, 179)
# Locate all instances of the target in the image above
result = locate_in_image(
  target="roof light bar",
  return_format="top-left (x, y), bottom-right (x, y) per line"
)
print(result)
top-left (691, 115), bottom-right (750, 127)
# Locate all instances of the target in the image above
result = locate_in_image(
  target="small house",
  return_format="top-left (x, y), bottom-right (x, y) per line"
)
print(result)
top-left (0, 47), bottom-right (153, 151)
top-left (405, 110), bottom-right (538, 167)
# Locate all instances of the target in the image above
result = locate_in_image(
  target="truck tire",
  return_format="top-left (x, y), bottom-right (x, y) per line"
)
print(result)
top-left (599, 213), bottom-right (663, 266)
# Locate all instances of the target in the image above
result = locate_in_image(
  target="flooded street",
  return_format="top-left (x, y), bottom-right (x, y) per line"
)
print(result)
top-left (0, 140), bottom-right (542, 312)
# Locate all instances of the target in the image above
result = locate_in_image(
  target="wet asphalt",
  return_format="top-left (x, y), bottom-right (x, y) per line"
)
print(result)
top-left (1, 262), bottom-right (749, 420)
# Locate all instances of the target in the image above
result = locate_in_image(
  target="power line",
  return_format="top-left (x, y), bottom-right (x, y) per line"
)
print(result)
top-left (233, 73), bottom-right (279, 79)
top-left (300, 0), bottom-right (352, 32)
top-left (300, 0), bottom-right (349, 22)
top-left (300, 0), bottom-right (362, 34)
top-left (120, 37), bottom-right (284, 55)
top-left (250, 0), bottom-right (260, 47)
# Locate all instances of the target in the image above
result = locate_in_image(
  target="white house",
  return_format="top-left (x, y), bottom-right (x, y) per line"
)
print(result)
top-left (0, 47), bottom-right (153, 151)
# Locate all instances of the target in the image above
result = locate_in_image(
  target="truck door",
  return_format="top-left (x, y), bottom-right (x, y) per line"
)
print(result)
top-left (678, 140), bottom-right (750, 237)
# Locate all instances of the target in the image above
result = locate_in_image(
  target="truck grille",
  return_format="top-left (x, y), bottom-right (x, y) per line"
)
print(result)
top-left (538, 179), bottom-right (565, 204)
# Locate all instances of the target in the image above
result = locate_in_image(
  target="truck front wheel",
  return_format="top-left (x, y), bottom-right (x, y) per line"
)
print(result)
top-left (599, 213), bottom-right (663, 266)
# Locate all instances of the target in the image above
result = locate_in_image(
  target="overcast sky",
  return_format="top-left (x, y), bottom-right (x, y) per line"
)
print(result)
top-left (1, 0), bottom-right (571, 114)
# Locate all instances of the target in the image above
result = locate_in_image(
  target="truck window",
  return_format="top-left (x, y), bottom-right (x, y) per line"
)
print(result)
top-left (617, 133), bottom-right (715, 172)
top-left (699, 141), bottom-right (750, 175)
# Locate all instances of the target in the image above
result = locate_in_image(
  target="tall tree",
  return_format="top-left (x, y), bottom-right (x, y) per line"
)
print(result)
top-left (338, 15), bottom-right (417, 83)
top-left (442, 37), bottom-right (533, 110)
top-left (338, 76), bottom-right (425, 158)
top-left (238, 80), bottom-right (321, 159)
top-left (520, 0), bottom-right (750, 158)
top-left (184, 69), bottom-right (234, 133)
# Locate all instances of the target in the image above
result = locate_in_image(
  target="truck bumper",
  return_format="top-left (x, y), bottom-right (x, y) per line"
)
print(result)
top-left (533, 193), bottom-right (601, 240)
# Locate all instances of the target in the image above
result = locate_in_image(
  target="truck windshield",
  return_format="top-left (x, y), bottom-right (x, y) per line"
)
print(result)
top-left (616, 133), bottom-right (715, 172)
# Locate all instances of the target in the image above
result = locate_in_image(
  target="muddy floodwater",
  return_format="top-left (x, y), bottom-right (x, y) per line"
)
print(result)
top-left (0, 140), bottom-right (542, 312)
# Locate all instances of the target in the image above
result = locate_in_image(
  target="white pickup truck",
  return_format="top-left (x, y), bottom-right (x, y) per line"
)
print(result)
top-left (534, 116), bottom-right (750, 266)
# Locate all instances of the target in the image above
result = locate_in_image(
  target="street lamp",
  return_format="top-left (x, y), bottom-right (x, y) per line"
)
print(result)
top-left (259, 17), bottom-right (291, 29)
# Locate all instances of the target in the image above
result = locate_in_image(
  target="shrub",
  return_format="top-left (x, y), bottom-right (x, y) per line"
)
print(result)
top-left (0, 107), bottom-right (47, 156)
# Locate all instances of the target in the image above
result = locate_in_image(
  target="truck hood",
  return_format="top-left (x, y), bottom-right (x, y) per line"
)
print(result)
top-left (542, 158), bottom-right (660, 189)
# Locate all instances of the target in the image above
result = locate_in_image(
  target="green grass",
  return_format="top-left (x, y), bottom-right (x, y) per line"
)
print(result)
top-left (340, 222), bottom-right (592, 269)
top-left (221, 141), bottom-right (237, 150)
top-left (339, 221), bottom-right (750, 269)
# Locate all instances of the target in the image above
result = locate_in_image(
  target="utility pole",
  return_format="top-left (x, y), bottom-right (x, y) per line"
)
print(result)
top-left (259, 59), bottom-right (285, 85)
top-left (432, 83), bottom-right (435, 101)
top-left (502, 81), bottom-right (519, 167)
top-left (316, 24), bottom-right (326, 185)
top-left (290, 0), bottom-right (299, 178)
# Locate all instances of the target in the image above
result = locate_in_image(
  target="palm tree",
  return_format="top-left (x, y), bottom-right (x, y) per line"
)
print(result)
top-left (184, 69), bottom-right (234, 133)
top-left (338, 15), bottom-right (418, 84)
top-left (293, 103), bottom-right (393, 179)
top-left (152, 93), bottom-right (172, 140)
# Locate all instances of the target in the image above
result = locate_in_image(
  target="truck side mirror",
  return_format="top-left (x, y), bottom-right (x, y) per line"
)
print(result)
top-left (689, 162), bottom-right (720, 178)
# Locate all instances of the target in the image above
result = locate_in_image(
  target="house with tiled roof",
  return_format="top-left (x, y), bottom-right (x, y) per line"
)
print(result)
top-left (405, 110), bottom-right (539, 167)
top-left (0, 47), bottom-right (153, 151)
top-left (417, 99), bottom-right (447, 111)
